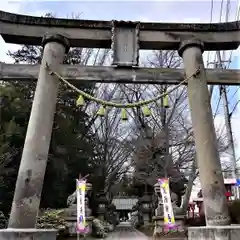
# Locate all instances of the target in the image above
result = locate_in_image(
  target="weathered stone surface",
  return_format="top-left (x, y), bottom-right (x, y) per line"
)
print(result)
top-left (0, 229), bottom-right (57, 240)
top-left (42, 34), bottom-right (70, 53)
top-left (188, 226), bottom-right (240, 240)
top-left (180, 40), bottom-right (230, 226)
top-left (1, 63), bottom-right (239, 85)
top-left (0, 10), bottom-right (238, 31)
top-left (154, 215), bottom-right (185, 228)
top-left (0, 11), bottom-right (239, 50)
top-left (63, 216), bottom-right (93, 236)
top-left (7, 37), bottom-right (69, 229)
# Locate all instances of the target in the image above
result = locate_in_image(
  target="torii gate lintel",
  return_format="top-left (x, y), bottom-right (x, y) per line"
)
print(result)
top-left (0, 10), bottom-right (239, 51)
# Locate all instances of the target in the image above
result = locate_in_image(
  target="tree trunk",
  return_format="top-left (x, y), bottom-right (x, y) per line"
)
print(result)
top-left (181, 158), bottom-right (197, 213)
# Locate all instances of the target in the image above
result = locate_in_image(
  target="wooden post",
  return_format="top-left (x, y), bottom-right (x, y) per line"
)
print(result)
top-left (8, 34), bottom-right (70, 228)
top-left (178, 39), bottom-right (230, 226)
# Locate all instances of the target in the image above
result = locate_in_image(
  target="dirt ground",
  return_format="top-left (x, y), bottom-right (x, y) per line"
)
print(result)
top-left (139, 225), bottom-right (187, 239)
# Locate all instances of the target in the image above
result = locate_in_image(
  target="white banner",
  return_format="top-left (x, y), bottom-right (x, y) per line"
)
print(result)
top-left (158, 178), bottom-right (176, 231)
top-left (76, 179), bottom-right (87, 233)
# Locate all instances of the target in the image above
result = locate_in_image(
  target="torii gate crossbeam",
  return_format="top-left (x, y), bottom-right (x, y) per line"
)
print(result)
top-left (0, 63), bottom-right (239, 85)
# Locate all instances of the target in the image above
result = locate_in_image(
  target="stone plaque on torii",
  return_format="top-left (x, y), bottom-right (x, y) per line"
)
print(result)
top-left (0, 10), bottom-right (239, 240)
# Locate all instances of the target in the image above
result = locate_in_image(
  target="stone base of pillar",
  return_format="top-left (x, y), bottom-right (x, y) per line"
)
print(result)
top-left (188, 226), bottom-right (240, 240)
top-left (0, 229), bottom-right (57, 240)
top-left (153, 215), bottom-right (185, 233)
top-left (64, 216), bottom-right (93, 236)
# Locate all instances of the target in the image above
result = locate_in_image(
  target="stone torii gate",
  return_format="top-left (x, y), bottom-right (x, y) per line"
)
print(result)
top-left (0, 11), bottom-right (239, 239)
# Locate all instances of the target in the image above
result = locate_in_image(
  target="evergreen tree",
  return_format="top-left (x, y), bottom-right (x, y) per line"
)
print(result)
top-left (0, 42), bottom-right (109, 214)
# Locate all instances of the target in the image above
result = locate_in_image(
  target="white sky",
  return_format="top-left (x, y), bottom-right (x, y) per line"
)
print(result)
top-left (0, 0), bottom-right (240, 199)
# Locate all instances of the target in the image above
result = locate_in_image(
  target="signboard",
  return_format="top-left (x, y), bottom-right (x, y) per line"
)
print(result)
top-left (224, 178), bottom-right (237, 185)
top-left (158, 178), bottom-right (177, 232)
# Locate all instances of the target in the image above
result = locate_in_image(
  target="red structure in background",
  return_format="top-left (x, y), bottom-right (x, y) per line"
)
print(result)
top-left (188, 178), bottom-right (237, 218)
top-left (187, 202), bottom-right (196, 218)
top-left (224, 178), bottom-right (236, 201)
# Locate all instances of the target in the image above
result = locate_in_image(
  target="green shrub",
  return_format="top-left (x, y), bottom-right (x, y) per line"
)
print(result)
top-left (0, 211), bottom-right (7, 229)
top-left (228, 200), bottom-right (240, 224)
top-left (36, 209), bottom-right (68, 235)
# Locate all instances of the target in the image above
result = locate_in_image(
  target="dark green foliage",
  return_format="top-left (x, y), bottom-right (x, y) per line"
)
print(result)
top-left (36, 209), bottom-right (68, 230)
top-left (228, 200), bottom-right (240, 224)
top-left (0, 211), bottom-right (7, 229)
top-left (36, 209), bottom-right (69, 239)
top-left (0, 43), bottom-right (108, 215)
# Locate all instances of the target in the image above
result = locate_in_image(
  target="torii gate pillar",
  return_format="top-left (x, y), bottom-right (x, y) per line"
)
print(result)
top-left (178, 39), bottom-right (230, 227)
top-left (6, 34), bottom-right (70, 231)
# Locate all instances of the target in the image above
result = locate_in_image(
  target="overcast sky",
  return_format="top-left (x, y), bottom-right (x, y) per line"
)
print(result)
top-left (0, 0), bottom-right (240, 196)
top-left (1, 0), bottom-right (239, 63)
top-left (1, 0), bottom-right (239, 22)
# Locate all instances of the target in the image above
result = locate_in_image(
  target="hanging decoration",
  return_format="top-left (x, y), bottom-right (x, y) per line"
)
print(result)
top-left (76, 179), bottom-right (88, 234)
top-left (96, 105), bottom-right (106, 116)
top-left (121, 108), bottom-right (128, 121)
top-left (46, 64), bottom-right (200, 121)
top-left (142, 105), bottom-right (151, 117)
top-left (158, 178), bottom-right (177, 232)
top-left (76, 95), bottom-right (85, 106)
top-left (163, 94), bottom-right (169, 108)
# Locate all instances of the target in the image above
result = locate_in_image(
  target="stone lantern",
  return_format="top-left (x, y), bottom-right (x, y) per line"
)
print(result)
top-left (139, 194), bottom-right (152, 225)
top-left (105, 203), bottom-right (118, 226)
top-left (153, 181), bottom-right (166, 236)
top-left (96, 191), bottom-right (108, 221)
top-left (153, 182), bottom-right (162, 215)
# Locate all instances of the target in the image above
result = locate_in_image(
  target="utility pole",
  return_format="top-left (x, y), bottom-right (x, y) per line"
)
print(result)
top-left (215, 0), bottom-right (239, 199)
